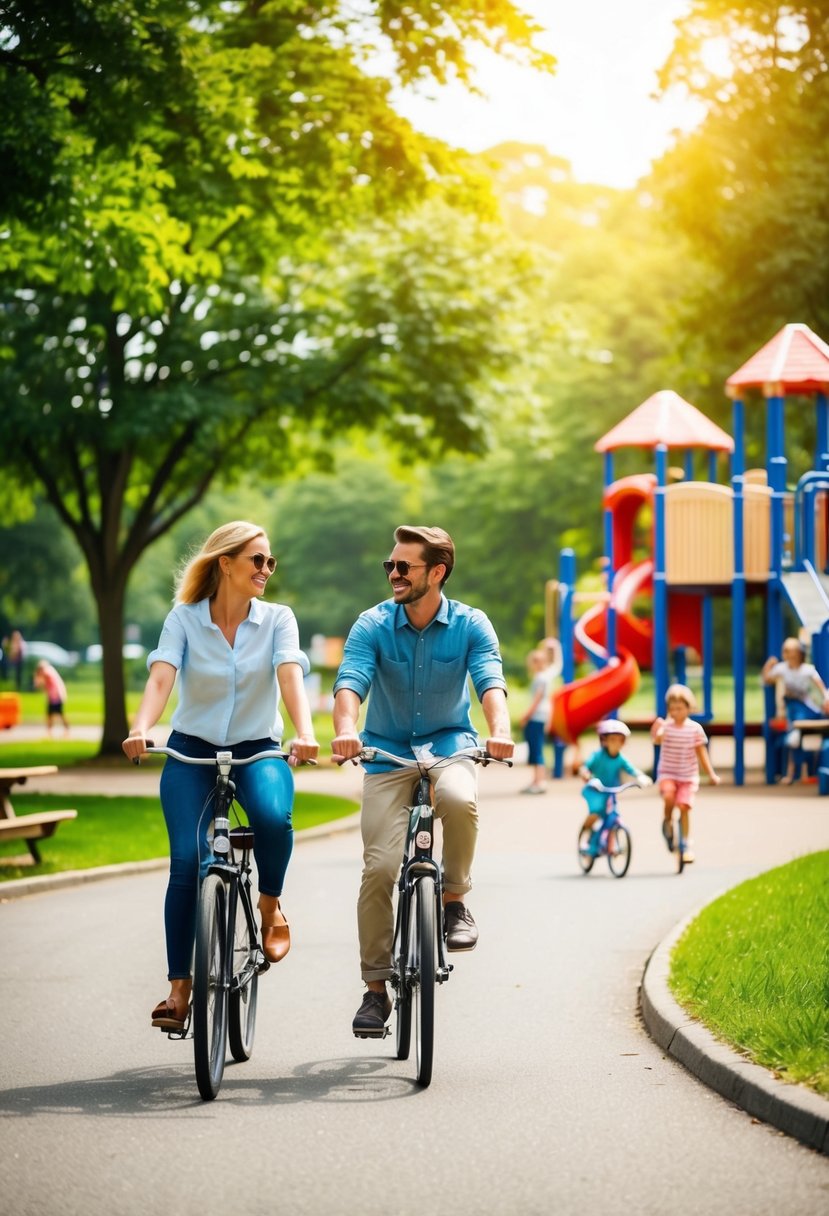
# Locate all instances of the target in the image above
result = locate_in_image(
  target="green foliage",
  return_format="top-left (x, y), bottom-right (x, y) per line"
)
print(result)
top-left (0, 502), bottom-right (96, 645)
top-left (0, 0), bottom-right (554, 749)
top-left (670, 851), bottom-right (829, 1095)
top-left (653, 1), bottom-right (829, 387)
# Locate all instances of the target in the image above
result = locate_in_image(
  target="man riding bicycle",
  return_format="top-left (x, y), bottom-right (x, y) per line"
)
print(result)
top-left (331, 525), bottom-right (514, 1037)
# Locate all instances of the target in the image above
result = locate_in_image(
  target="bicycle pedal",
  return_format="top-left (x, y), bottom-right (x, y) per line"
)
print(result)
top-left (353, 1026), bottom-right (391, 1040)
top-left (255, 953), bottom-right (271, 975)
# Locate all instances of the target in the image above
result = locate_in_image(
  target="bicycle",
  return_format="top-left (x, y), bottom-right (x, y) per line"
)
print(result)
top-left (577, 777), bottom-right (644, 878)
top-left (141, 743), bottom-right (295, 1101)
top-left (344, 745), bottom-right (511, 1088)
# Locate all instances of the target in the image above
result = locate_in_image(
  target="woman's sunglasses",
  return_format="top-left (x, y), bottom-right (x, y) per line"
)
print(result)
top-left (382, 560), bottom-right (427, 576)
top-left (244, 553), bottom-right (277, 573)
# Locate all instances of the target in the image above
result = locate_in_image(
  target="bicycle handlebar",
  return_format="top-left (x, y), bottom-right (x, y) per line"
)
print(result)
top-left (335, 745), bottom-right (513, 770)
top-left (136, 744), bottom-right (316, 766)
top-left (584, 776), bottom-right (650, 794)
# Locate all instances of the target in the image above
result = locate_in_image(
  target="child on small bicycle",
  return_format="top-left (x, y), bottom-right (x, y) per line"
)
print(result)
top-left (650, 683), bottom-right (720, 864)
top-left (578, 719), bottom-right (650, 853)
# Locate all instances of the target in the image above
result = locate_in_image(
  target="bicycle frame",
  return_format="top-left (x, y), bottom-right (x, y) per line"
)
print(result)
top-left (391, 773), bottom-right (453, 1003)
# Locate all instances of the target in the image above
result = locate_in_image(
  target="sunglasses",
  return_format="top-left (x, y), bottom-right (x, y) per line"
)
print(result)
top-left (244, 553), bottom-right (277, 573)
top-left (382, 560), bottom-right (427, 576)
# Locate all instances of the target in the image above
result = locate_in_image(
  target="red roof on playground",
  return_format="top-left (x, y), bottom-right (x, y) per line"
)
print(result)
top-left (594, 390), bottom-right (734, 453)
top-left (726, 323), bottom-right (829, 394)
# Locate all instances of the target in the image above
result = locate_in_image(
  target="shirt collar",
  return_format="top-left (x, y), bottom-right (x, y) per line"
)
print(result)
top-left (394, 593), bottom-right (449, 630)
top-left (198, 596), bottom-right (265, 626)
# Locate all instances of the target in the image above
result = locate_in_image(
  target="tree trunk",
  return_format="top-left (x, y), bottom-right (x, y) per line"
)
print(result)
top-left (97, 580), bottom-right (130, 755)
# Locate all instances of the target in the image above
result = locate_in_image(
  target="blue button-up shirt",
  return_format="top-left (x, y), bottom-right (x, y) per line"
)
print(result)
top-left (333, 595), bottom-right (507, 772)
top-left (147, 598), bottom-right (309, 746)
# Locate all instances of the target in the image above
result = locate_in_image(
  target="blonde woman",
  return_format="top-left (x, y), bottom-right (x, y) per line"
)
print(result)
top-left (123, 521), bottom-right (318, 1032)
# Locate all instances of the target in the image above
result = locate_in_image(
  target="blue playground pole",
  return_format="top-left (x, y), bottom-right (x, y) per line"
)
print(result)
top-left (731, 395), bottom-right (747, 784)
top-left (553, 547), bottom-right (577, 778)
top-left (603, 452), bottom-right (617, 663)
top-left (653, 443), bottom-right (669, 719)
top-left (732, 472), bottom-right (746, 785)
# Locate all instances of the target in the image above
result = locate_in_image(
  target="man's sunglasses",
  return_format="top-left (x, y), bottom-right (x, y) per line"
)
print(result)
top-left (244, 553), bottom-right (277, 573)
top-left (382, 560), bottom-right (427, 576)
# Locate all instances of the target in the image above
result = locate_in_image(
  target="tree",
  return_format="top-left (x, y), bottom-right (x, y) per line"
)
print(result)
top-left (651, 1), bottom-right (829, 395)
top-left (0, 0), bottom-right (554, 751)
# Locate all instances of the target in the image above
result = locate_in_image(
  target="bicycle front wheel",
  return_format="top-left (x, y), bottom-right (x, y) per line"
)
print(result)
top-left (193, 874), bottom-right (229, 1100)
top-left (607, 825), bottom-right (632, 877)
top-left (393, 903), bottom-right (412, 1061)
top-left (228, 887), bottom-right (259, 1062)
top-left (411, 876), bottom-right (436, 1088)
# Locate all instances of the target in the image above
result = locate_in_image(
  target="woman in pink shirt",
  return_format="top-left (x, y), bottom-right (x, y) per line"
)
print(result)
top-left (651, 683), bottom-right (719, 864)
top-left (33, 659), bottom-right (70, 737)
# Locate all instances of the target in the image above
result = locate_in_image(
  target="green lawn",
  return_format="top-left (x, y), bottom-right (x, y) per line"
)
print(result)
top-left (0, 790), bottom-right (358, 883)
top-left (669, 851), bottom-right (829, 1096)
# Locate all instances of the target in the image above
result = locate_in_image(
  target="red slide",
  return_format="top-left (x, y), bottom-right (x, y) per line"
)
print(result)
top-left (548, 561), bottom-right (647, 744)
top-left (548, 647), bottom-right (640, 744)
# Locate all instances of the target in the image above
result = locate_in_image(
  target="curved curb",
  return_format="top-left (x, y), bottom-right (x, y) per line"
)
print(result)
top-left (0, 812), bottom-right (361, 902)
top-left (641, 908), bottom-right (829, 1156)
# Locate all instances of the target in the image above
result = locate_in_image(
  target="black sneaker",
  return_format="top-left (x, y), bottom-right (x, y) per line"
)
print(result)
top-left (443, 902), bottom-right (478, 952)
top-left (352, 989), bottom-right (392, 1038)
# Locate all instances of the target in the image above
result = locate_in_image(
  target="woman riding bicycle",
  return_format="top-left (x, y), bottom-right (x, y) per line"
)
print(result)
top-left (122, 520), bottom-right (319, 1033)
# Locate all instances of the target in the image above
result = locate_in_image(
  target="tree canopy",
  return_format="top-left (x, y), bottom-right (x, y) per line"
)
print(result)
top-left (0, 0), bottom-right (555, 749)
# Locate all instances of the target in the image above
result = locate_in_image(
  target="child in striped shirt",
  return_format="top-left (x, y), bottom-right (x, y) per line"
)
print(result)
top-left (651, 684), bottom-right (720, 864)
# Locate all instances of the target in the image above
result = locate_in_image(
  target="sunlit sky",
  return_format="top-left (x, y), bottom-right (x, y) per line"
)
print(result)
top-left (390, 0), bottom-right (703, 189)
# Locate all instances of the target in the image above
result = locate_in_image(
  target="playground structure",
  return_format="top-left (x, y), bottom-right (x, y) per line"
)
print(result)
top-left (550, 323), bottom-right (829, 786)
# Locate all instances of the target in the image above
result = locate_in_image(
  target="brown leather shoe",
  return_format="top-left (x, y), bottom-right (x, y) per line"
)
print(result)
top-left (261, 902), bottom-right (290, 963)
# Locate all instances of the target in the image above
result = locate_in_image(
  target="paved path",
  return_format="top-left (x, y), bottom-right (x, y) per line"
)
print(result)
top-left (1, 741), bottom-right (828, 1215)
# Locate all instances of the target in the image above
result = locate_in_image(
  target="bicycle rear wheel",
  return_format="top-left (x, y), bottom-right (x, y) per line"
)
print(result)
top-left (606, 825), bottom-right (632, 877)
top-left (193, 874), bottom-right (229, 1100)
top-left (577, 827), bottom-right (596, 873)
top-left (228, 887), bottom-right (259, 1062)
top-left (676, 819), bottom-right (686, 874)
top-left (411, 876), bottom-right (436, 1088)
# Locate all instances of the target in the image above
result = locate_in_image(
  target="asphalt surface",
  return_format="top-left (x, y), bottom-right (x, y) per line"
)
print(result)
top-left (1, 731), bottom-right (828, 1214)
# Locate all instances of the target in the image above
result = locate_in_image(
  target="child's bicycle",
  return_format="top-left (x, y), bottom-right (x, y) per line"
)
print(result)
top-left (577, 778), bottom-right (644, 878)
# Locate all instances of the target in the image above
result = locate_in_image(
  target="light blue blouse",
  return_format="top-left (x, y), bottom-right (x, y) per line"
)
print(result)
top-left (147, 598), bottom-right (309, 746)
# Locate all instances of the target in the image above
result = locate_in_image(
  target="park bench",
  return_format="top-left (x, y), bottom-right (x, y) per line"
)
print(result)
top-left (0, 766), bottom-right (77, 865)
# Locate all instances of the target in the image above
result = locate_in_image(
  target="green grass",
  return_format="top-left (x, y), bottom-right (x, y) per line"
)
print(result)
top-left (0, 790), bottom-right (358, 883)
top-left (669, 852), bottom-right (829, 1096)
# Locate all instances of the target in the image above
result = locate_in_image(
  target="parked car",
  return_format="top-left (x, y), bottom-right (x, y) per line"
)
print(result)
top-left (84, 643), bottom-right (147, 663)
top-left (25, 641), bottom-right (81, 668)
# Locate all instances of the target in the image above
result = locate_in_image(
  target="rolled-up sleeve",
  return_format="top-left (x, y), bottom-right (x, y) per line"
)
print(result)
top-left (147, 609), bottom-right (187, 671)
top-left (467, 609), bottom-right (508, 701)
top-left (333, 615), bottom-right (377, 702)
top-left (272, 607), bottom-right (310, 675)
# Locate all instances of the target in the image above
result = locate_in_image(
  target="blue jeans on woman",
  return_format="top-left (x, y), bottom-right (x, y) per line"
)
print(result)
top-left (160, 730), bottom-right (294, 980)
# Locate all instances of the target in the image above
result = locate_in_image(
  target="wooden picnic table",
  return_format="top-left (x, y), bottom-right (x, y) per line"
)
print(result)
top-left (0, 766), bottom-right (77, 864)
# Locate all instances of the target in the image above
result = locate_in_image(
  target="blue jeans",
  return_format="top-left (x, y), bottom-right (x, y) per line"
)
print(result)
top-left (160, 731), bottom-right (294, 979)
top-left (524, 720), bottom-right (546, 766)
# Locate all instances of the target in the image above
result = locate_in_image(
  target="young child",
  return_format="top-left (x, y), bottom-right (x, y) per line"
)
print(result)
top-left (520, 647), bottom-right (555, 794)
top-left (578, 719), bottom-right (651, 852)
top-left (33, 659), bottom-right (70, 737)
top-left (650, 684), bottom-right (719, 864)
top-left (761, 637), bottom-right (829, 783)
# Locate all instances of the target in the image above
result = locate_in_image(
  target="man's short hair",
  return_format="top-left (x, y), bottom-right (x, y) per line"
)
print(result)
top-left (394, 525), bottom-right (455, 586)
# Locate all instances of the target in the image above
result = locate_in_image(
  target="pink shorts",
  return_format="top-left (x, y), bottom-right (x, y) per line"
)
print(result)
top-left (659, 778), bottom-right (698, 808)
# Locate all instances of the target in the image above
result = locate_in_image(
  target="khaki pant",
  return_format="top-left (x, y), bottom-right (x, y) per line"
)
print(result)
top-left (358, 759), bottom-right (478, 981)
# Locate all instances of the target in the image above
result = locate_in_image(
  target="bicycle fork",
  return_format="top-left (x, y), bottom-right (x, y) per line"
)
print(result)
top-left (396, 803), bottom-right (453, 986)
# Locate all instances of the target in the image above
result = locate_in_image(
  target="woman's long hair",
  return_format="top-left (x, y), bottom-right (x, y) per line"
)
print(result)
top-left (175, 521), bottom-right (266, 604)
